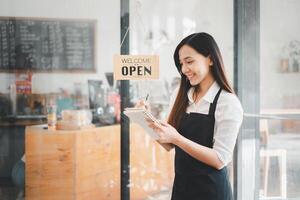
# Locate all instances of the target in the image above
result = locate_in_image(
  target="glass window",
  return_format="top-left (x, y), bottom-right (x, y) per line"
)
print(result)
top-left (0, 0), bottom-right (237, 199)
top-left (0, 0), bottom-right (120, 199)
top-left (259, 0), bottom-right (300, 199)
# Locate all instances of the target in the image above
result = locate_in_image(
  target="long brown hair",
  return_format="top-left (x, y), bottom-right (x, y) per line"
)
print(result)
top-left (168, 32), bottom-right (234, 130)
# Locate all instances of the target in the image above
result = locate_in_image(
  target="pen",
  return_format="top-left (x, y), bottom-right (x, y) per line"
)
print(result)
top-left (145, 93), bottom-right (149, 101)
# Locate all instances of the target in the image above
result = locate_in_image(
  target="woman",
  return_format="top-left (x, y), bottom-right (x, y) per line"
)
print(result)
top-left (139, 32), bottom-right (243, 200)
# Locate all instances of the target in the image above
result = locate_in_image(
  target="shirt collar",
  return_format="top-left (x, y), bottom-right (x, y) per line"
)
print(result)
top-left (187, 81), bottom-right (220, 104)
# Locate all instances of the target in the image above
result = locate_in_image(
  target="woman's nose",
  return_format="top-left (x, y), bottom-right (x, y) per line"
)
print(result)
top-left (181, 64), bottom-right (188, 74)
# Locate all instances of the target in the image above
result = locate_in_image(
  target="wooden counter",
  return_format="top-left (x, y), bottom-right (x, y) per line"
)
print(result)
top-left (25, 124), bottom-right (174, 200)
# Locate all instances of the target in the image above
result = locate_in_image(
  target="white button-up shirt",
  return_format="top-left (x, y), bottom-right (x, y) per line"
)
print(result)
top-left (168, 81), bottom-right (243, 167)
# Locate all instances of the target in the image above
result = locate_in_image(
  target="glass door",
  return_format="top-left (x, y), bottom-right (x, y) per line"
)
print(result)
top-left (129, 0), bottom-right (234, 199)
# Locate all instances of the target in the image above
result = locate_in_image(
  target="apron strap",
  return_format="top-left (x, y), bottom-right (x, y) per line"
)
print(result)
top-left (208, 88), bottom-right (222, 115)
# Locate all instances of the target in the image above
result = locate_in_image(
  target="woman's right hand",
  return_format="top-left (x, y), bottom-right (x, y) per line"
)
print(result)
top-left (135, 100), bottom-right (151, 112)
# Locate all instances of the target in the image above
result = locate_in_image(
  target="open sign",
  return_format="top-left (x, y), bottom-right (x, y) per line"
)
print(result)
top-left (114, 55), bottom-right (159, 80)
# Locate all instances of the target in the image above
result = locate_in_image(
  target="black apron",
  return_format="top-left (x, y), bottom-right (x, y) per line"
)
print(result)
top-left (171, 88), bottom-right (233, 200)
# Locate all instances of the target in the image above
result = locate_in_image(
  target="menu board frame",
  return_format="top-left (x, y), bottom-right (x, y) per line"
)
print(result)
top-left (0, 16), bottom-right (97, 73)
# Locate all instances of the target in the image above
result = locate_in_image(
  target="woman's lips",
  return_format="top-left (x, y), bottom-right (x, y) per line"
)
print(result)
top-left (186, 74), bottom-right (194, 80)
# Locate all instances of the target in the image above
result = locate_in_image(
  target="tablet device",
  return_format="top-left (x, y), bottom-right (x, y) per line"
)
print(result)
top-left (124, 107), bottom-right (161, 140)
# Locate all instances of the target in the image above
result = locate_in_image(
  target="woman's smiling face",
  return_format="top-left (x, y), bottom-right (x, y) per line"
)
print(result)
top-left (179, 45), bottom-right (213, 86)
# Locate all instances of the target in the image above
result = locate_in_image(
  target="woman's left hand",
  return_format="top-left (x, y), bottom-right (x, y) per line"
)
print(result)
top-left (146, 119), bottom-right (181, 144)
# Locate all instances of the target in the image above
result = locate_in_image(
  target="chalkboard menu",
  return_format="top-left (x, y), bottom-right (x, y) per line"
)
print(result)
top-left (0, 17), bottom-right (96, 72)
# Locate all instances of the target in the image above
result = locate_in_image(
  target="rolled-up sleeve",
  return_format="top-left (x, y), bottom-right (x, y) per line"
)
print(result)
top-left (213, 93), bottom-right (243, 167)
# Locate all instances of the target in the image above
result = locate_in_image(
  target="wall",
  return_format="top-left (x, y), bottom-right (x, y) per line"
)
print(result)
top-left (0, 0), bottom-right (120, 94)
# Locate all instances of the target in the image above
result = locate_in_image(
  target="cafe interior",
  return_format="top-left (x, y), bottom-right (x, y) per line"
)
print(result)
top-left (0, 0), bottom-right (300, 200)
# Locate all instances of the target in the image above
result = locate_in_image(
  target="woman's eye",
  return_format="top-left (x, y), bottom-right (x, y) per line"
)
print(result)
top-left (187, 61), bottom-right (193, 64)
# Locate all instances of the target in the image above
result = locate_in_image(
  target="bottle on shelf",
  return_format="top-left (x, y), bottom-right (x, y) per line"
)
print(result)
top-left (47, 102), bottom-right (57, 130)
